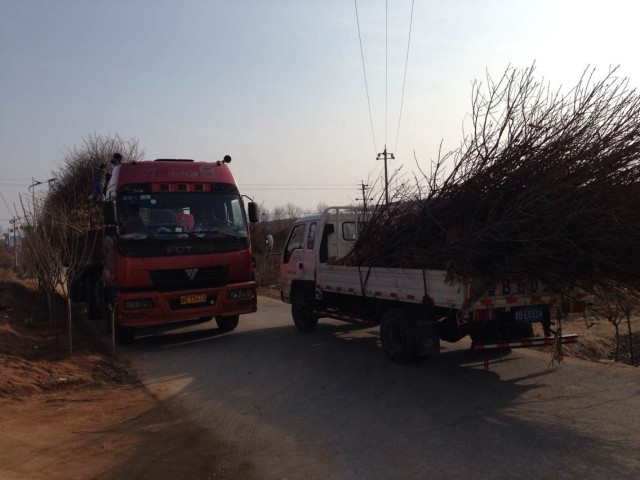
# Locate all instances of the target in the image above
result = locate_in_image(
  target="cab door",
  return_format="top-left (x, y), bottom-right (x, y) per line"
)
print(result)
top-left (302, 221), bottom-right (318, 275)
top-left (280, 222), bottom-right (309, 302)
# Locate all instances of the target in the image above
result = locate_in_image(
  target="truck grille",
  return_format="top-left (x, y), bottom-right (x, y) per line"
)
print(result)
top-left (150, 266), bottom-right (229, 292)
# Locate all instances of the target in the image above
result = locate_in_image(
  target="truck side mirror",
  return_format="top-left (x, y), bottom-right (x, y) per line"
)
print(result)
top-left (265, 234), bottom-right (274, 251)
top-left (103, 201), bottom-right (117, 226)
top-left (248, 202), bottom-right (258, 223)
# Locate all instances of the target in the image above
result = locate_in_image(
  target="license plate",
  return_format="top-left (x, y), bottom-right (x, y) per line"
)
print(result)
top-left (180, 294), bottom-right (207, 305)
top-left (514, 307), bottom-right (544, 323)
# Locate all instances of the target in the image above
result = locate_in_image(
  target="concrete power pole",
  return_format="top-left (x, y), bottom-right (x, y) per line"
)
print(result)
top-left (357, 181), bottom-right (369, 213)
top-left (377, 146), bottom-right (394, 205)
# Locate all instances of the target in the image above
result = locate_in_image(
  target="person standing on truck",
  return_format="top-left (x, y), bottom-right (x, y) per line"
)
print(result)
top-left (121, 203), bottom-right (146, 235)
top-left (88, 163), bottom-right (106, 202)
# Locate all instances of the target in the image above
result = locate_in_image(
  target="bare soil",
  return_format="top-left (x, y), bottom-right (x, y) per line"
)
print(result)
top-left (534, 311), bottom-right (640, 367)
top-left (1, 272), bottom-right (638, 479)
top-left (0, 271), bottom-right (257, 480)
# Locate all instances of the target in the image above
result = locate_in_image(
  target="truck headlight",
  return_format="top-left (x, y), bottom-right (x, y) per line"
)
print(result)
top-left (123, 298), bottom-right (154, 310)
top-left (228, 288), bottom-right (254, 300)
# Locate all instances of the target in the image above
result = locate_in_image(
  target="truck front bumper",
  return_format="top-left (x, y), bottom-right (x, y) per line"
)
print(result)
top-left (115, 281), bottom-right (257, 327)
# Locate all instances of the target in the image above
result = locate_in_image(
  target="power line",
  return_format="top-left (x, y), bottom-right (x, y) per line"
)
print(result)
top-left (385, 0), bottom-right (388, 147)
top-left (354, 0), bottom-right (377, 155)
top-left (0, 191), bottom-right (13, 214)
top-left (354, 0), bottom-right (415, 187)
top-left (394, 0), bottom-right (415, 153)
top-left (245, 187), bottom-right (355, 191)
top-left (243, 183), bottom-right (355, 186)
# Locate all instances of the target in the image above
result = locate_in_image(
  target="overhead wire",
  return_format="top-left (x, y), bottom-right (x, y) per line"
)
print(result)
top-left (245, 187), bottom-right (355, 191)
top-left (354, 0), bottom-right (378, 155)
top-left (355, 0), bottom-right (414, 158)
top-left (0, 191), bottom-right (12, 213)
top-left (385, 0), bottom-right (388, 148)
top-left (393, 0), bottom-right (415, 153)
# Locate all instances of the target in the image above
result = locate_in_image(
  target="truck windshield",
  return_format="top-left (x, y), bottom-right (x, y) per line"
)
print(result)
top-left (118, 192), bottom-right (249, 240)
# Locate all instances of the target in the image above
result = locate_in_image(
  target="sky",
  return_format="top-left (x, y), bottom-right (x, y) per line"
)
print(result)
top-left (1, 0), bottom-right (639, 232)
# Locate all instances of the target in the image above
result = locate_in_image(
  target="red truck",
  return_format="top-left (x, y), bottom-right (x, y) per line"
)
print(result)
top-left (75, 155), bottom-right (258, 343)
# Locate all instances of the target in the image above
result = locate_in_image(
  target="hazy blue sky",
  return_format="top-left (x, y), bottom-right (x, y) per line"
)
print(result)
top-left (1, 0), bottom-right (639, 230)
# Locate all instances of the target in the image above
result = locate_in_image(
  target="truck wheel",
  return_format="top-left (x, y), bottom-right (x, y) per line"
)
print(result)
top-left (292, 291), bottom-right (318, 332)
top-left (70, 278), bottom-right (84, 302)
top-left (86, 279), bottom-right (101, 320)
top-left (215, 314), bottom-right (239, 332)
top-left (381, 308), bottom-right (418, 363)
top-left (110, 305), bottom-right (135, 345)
top-left (103, 296), bottom-right (114, 333)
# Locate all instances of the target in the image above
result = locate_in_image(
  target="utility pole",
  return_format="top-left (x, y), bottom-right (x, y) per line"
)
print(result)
top-left (29, 178), bottom-right (41, 226)
top-left (357, 180), bottom-right (369, 213)
top-left (9, 217), bottom-right (17, 268)
top-left (28, 178), bottom-right (56, 227)
top-left (377, 146), bottom-right (394, 205)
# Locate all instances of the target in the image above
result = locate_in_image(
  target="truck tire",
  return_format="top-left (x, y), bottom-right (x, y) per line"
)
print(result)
top-left (380, 308), bottom-right (418, 363)
top-left (110, 305), bottom-right (135, 345)
top-left (103, 296), bottom-right (114, 334)
top-left (292, 291), bottom-right (318, 332)
top-left (215, 314), bottom-right (239, 332)
top-left (86, 279), bottom-right (101, 320)
top-left (70, 278), bottom-right (85, 302)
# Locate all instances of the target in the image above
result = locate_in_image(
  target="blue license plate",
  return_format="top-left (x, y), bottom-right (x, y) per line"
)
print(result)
top-left (514, 307), bottom-right (544, 323)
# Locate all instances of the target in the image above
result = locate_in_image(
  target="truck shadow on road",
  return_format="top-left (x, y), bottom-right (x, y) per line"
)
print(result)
top-left (120, 319), bottom-right (640, 479)
top-left (133, 325), bottom-right (228, 346)
top-left (130, 318), bottom-right (548, 375)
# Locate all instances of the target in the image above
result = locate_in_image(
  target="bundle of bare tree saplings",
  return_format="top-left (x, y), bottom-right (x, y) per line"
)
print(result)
top-left (342, 66), bottom-right (640, 292)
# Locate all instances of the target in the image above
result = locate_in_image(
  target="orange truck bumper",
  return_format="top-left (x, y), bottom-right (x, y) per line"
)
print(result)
top-left (115, 281), bottom-right (257, 327)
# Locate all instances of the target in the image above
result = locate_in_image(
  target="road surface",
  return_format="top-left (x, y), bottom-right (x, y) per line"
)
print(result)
top-left (121, 297), bottom-right (640, 479)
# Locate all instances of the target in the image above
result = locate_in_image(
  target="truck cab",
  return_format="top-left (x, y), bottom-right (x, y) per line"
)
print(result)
top-left (280, 206), bottom-right (364, 303)
top-left (81, 157), bottom-right (259, 344)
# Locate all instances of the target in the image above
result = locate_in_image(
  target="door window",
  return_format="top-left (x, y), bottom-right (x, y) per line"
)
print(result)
top-left (306, 222), bottom-right (317, 250)
top-left (284, 223), bottom-right (306, 263)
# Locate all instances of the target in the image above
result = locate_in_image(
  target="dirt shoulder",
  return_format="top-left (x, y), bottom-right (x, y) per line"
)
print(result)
top-left (1, 275), bottom-right (638, 479)
top-left (0, 273), bottom-right (257, 480)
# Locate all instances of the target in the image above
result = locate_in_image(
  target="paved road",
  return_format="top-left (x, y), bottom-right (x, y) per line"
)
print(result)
top-left (121, 297), bottom-right (640, 479)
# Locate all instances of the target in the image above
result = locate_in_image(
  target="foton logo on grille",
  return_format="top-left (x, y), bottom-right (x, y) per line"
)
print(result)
top-left (185, 269), bottom-right (198, 281)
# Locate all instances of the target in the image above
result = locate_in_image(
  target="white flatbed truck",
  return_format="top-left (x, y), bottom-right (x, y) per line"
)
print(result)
top-left (280, 206), bottom-right (580, 363)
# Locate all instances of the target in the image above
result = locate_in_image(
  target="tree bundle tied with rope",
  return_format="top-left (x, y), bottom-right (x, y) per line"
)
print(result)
top-left (341, 65), bottom-right (640, 295)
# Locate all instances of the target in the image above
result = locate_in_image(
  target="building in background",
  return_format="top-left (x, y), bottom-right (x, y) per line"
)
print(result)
top-left (3, 231), bottom-right (22, 251)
